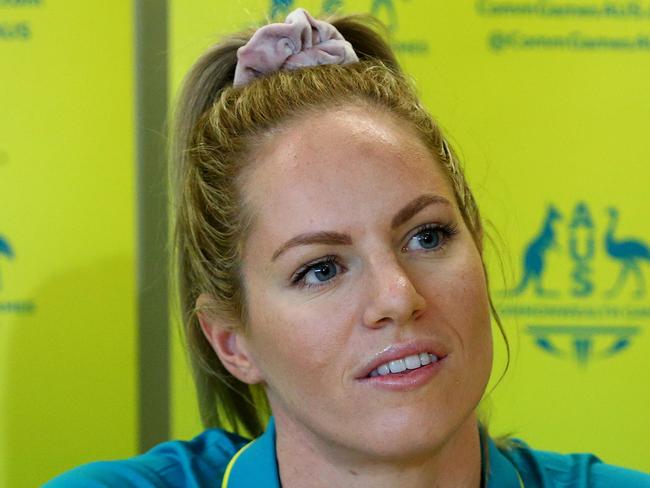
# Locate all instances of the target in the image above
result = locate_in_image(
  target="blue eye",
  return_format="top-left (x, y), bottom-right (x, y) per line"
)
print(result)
top-left (292, 256), bottom-right (342, 287)
top-left (404, 224), bottom-right (457, 252)
top-left (415, 228), bottom-right (441, 249)
top-left (309, 261), bottom-right (338, 283)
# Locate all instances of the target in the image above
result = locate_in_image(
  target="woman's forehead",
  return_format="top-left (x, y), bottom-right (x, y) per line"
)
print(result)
top-left (241, 107), bottom-right (456, 240)
top-left (246, 106), bottom-right (448, 195)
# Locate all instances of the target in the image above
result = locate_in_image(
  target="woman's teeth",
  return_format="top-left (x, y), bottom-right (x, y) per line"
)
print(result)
top-left (368, 353), bottom-right (438, 377)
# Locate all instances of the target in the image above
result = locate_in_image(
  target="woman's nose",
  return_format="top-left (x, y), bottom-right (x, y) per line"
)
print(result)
top-left (362, 256), bottom-right (426, 329)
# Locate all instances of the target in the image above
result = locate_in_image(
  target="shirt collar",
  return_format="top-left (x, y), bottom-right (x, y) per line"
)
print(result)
top-left (221, 417), bottom-right (281, 488)
top-left (486, 437), bottom-right (524, 488)
top-left (223, 417), bottom-right (522, 488)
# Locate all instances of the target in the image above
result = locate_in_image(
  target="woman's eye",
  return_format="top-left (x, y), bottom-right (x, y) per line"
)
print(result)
top-left (414, 228), bottom-right (441, 249)
top-left (404, 224), bottom-right (456, 252)
top-left (310, 261), bottom-right (337, 282)
top-left (292, 257), bottom-right (342, 287)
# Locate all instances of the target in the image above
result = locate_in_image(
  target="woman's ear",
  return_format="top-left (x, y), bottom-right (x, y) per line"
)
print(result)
top-left (196, 293), bottom-right (263, 385)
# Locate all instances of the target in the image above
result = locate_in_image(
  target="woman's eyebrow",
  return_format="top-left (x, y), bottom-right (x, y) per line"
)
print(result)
top-left (391, 193), bottom-right (451, 229)
top-left (271, 194), bottom-right (450, 261)
top-left (272, 231), bottom-right (352, 261)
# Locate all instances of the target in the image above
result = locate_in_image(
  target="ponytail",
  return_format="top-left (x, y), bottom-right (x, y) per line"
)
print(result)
top-left (171, 30), bottom-right (268, 436)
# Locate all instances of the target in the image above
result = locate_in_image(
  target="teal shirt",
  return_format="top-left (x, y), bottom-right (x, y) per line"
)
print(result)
top-left (44, 418), bottom-right (650, 487)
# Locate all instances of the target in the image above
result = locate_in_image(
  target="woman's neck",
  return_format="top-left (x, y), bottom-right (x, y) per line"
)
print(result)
top-left (274, 412), bottom-right (483, 488)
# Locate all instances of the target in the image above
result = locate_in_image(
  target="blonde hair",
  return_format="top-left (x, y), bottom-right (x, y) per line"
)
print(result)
top-left (172, 14), bottom-right (506, 438)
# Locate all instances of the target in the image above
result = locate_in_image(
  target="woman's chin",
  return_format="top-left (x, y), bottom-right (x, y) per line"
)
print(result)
top-left (330, 410), bottom-right (471, 464)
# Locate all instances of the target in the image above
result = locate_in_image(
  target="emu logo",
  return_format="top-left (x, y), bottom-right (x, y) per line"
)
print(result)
top-left (0, 235), bottom-right (14, 291)
top-left (604, 207), bottom-right (650, 298)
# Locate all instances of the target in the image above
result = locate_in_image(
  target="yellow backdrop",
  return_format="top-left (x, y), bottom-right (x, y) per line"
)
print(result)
top-left (169, 0), bottom-right (650, 472)
top-left (0, 2), bottom-right (137, 487)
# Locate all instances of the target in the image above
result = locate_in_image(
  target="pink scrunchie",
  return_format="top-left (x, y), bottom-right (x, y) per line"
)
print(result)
top-left (233, 8), bottom-right (359, 87)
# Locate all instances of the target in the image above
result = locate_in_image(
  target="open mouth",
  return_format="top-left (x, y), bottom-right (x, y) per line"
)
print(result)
top-left (366, 352), bottom-right (443, 378)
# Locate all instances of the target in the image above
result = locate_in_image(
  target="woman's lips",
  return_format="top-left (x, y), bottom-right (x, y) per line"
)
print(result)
top-left (357, 356), bottom-right (447, 391)
top-left (355, 339), bottom-right (449, 380)
top-left (368, 352), bottom-right (439, 377)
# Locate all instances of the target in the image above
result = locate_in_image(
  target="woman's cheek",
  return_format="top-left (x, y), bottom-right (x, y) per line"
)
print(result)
top-left (250, 298), bottom-right (343, 380)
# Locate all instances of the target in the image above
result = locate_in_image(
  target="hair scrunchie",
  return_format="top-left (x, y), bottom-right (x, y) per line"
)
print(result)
top-left (233, 8), bottom-right (359, 87)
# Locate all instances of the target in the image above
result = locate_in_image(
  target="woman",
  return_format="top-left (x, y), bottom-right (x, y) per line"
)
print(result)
top-left (46, 8), bottom-right (649, 488)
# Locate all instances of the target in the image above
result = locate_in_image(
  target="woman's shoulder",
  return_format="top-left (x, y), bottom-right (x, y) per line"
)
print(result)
top-left (498, 438), bottom-right (650, 487)
top-left (43, 428), bottom-right (250, 487)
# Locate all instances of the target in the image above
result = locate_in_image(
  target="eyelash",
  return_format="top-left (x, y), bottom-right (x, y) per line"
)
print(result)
top-left (402, 222), bottom-right (459, 253)
top-left (290, 255), bottom-right (341, 288)
top-left (289, 222), bottom-right (459, 289)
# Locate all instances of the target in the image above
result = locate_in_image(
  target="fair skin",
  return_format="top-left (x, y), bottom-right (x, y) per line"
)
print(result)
top-left (200, 105), bottom-right (493, 487)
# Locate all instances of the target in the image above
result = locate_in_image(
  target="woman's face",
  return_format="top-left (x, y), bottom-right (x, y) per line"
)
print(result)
top-left (238, 106), bottom-right (492, 460)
